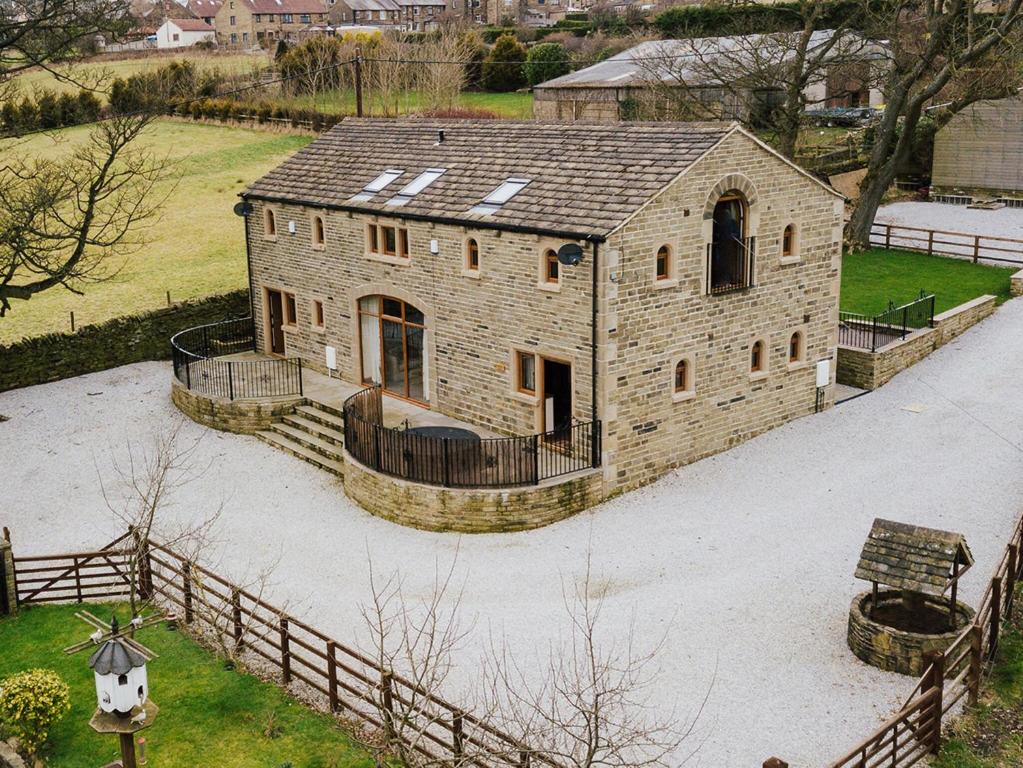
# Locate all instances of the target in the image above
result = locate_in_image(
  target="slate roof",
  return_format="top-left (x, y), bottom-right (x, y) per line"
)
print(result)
top-left (89, 638), bottom-right (148, 676)
top-left (241, 0), bottom-right (328, 14)
top-left (243, 118), bottom-right (733, 239)
top-left (168, 17), bottom-right (215, 30)
top-left (854, 518), bottom-right (975, 597)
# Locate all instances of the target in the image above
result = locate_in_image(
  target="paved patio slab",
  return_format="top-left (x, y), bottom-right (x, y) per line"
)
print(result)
top-left (3, 299), bottom-right (1023, 766)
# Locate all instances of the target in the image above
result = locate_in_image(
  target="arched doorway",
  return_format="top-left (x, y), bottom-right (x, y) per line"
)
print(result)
top-left (710, 191), bottom-right (749, 293)
top-left (358, 295), bottom-right (428, 404)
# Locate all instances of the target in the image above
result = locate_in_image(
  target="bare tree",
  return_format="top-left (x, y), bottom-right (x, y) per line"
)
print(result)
top-left (0, 112), bottom-right (171, 317)
top-left (417, 32), bottom-right (471, 113)
top-left (483, 554), bottom-right (709, 768)
top-left (845, 0), bottom-right (1023, 248)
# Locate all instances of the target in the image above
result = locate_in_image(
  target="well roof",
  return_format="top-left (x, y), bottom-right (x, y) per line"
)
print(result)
top-left (89, 637), bottom-right (148, 676)
top-left (854, 518), bottom-right (974, 596)
top-left (243, 118), bottom-right (733, 239)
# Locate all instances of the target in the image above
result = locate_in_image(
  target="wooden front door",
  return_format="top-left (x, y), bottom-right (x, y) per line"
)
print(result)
top-left (267, 289), bottom-right (285, 355)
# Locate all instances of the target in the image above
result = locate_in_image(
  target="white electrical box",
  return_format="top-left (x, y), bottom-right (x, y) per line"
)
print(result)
top-left (288, 220), bottom-right (296, 234)
top-left (815, 359), bottom-right (831, 388)
top-left (430, 239), bottom-right (439, 254)
top-left (325, 346), bottom-right (337, 372)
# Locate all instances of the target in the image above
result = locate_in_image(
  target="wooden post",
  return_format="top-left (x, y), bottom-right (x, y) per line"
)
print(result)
top-left (949, 560), bottom-right (959, 630)
top-left (182, 562), bottom-right (193, 624)
top-left (452, 711), bottom-right (464, 757)
top-left (354, 47), bottom-right (364, 118)
top-left (927, 230), bottom-right (934, 255)
top-left (884, 224), bottom-right (892, 249)
top-left (119, 732), bottom-right (138, 768)
top-left (925, 650), bottom-right (945, 754)
top-left (1007, 544), bottom-right (1019, 621)
top-left (989, 576), bottom-right (1002, 661)
top-left (968, 623), bottom-right (983, 706)
top-left (73, 556), bottom-right (83, 603)
top-left (70, 311), bottom-right (75, 332)
top-left (231, 590), bottom-right (243, 648)
top-left (0, 532), bottom-right (17, 616)
top-left (972, 235), bottom-right (980, 263)
top-left (327, 640), bottom-right (339, 712)
top-left (280, 616), bottom-right (291, 685)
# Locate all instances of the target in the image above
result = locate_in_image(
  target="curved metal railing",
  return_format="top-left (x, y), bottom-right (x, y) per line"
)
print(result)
top-left (171, 317), bottom-right (302, 401)
top-left (342, 386), bottom-right (599, 489)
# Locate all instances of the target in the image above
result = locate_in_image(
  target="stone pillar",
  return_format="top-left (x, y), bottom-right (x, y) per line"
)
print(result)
top-left (1, 534), bottom-right (17, 616)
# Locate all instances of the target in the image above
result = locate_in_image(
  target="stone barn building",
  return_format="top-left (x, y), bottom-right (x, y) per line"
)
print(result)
top-left (228, 118), bottom-right (842, 516)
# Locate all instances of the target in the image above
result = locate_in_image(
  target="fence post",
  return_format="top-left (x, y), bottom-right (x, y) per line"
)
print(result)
top-left (185, 358), bottom-right (191, 390)
top-left (381, 670), bottom-right (395, 737)
top-left (925, 650), bottom-right (945, 754)
top-left (0, 531), bottom-right (17, 616)
top-left (298, 358), bottom-right (304, 397)
top-left (280, 616), bottom-right (291, 685)
top-left (182, 562), bottom-right (193, 624)
top-left (885, 224), bottom-right (892, 249)
top-left (228, 364), bottom-right (235, 401)
top-left (968, 623), bottom-right (983, 706)
top-left (871, 316), bottom-right (878, 352)
top-left (973, 235), bottom-right (980, 263)
top-left (231, 589), bottom-right (243, 648)
top-left (73, 556), bottom-right (83, 603)
top-left (927, 230), bottom-right (934, 256)
top-left (443, 438), bottom-right (451, 488)
top-left (989, 576), bottom-right (1002, 661)
top-left (327, 640), bottom-right (339, 713)
top-left (1007, 544), bottom-right (1019, 621)
top-left (452, 711), bottom-right (464, 757)
top-left (532, 434), bottom-right (540, 484)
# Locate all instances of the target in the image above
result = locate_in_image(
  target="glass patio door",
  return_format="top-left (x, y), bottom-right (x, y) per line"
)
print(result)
top-left (359, 295), bottom-right (427, 404)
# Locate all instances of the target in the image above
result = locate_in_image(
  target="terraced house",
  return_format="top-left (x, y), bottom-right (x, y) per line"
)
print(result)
top-left (171, 119), bottom-right (843, 532)
top-left (215, 0), bottom-right (328, 45)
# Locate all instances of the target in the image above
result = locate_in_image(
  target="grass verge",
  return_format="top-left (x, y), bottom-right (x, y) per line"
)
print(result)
top-left (841, 248), bottom-right (1016, 316)
top-left (0, 602), bottom-right (374, 768)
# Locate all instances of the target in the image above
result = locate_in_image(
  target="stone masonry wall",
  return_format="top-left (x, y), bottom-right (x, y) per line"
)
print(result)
top-left (342, 449), bottom-right (603, 532)
top-left (1012, 269), bottom-right (1023, 298)
top-left (171, 380), bottom-right (303, 434)
top-left (246, 205), bottom-right (594, 439)
top-left (0, 291), bottom-right (249, 394)
top-left (601, 129), bottom-right (843, 492)
top-left (836, 295), bottom-right (997, 390)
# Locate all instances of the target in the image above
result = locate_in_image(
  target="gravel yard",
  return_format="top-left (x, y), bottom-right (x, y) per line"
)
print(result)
top-left (875, 202), bottom-right (1023, 263)
top-left (3, 300), bottom-right (1023, 766)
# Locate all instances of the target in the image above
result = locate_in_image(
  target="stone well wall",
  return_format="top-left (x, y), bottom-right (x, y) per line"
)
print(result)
top-left (342, 449), bottom-right (605, 533)
top-left (171, 380), bottom-right (303, 434)
top-left (1011, 268), bottom-right (1023, 298)
top-left (837, 295), bottom-right (997, 390)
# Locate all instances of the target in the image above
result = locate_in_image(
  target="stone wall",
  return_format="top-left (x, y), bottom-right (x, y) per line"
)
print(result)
top-left (171, 380), bottom-right (303, 434)
top-left (1011, 268), bottom-right (1023, 298)
top-left (0, 291), bottom-right (250, 394)
top-left (342, 450), bottom-right (604, 533)
top-left (837, 295), bottom-right (997, 390)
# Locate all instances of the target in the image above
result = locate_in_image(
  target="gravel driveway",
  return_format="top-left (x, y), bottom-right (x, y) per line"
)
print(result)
top-left (875, 202), bottom-right (1023, 263)
top-left (4, 300), bottom-right (1023, 767)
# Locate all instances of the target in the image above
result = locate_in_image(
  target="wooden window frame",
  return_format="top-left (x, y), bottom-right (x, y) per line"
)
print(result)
top-left (750, 337), bottom-right (768, 378)
top-left (283, 292), bottom-right (298, 327)
top-left (311, 214), bottom-right (325, 249)
top-left (516, 351), bottom-right (536, 396)
top-left (543, 249), bottom-right (559, 286)
top-left (357, 295), bottom-right (428, 405)
top-left (656, 244), bottom-right (671, 281)
top-left (366, 222), bottom-right (409, 262)
top-left (465, 238), bottom-right (480, 272)
top-left (787, 329), bottom-right (806, 367)
top-left (672, 356), bottom-right (695, 402)
top-left (780, 223), bottom-right (800, 263)
top-left (264, 208), bottom-right (277, 239)
top-left (312, 299), bottom-right (325, 331)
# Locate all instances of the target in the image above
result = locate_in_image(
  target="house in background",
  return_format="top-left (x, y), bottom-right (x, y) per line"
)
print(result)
top-left (156, 17), bottom-right (216, 47)
top-left (533, 31), bottom-right (885, 123)
top-left (327, 0), bottom-right (447, 31)
top-left (215, 0), bottom-right (328, 46)
top-left (931, 96), bottom-right (1023, 204)
top-left (199, 117), bottom-right (843, 528)
top-left (186, 0), bottom-right (224, 25)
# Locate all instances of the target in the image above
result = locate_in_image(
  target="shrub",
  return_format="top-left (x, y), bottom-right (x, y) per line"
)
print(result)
top-left (77, 89), bottom-right (102, 122)
top-left (36, 91), bottom-right (60, 129)
top-left (482, 34), bottom-right (527, 93)
top-left (0, 669), bottom-right (71, 757)
top-left (525, 42), bottom-right (571, 86)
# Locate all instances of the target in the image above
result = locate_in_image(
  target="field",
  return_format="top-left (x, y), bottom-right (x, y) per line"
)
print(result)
top-left (0, 602), bottom-right (373, 768)
top-left (841, 248), bottom-right (1016, 316)
top-left (11, 52), bottom-right (269, 97)
top-left (0, 120), bottom-right (312, 345)
top-left (288, 88), bottom-right (535, 118)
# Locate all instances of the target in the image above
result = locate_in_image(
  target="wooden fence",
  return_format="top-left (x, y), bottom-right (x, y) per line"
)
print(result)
top-left (870, 222), bottom-right (1023, 267)
top-left (2, 529), bottom-right (545, 767)
top-left (818, 511), bottom-right (1023, 768)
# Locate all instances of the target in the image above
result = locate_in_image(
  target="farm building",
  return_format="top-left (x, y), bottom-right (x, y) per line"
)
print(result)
top-left (167, 118), bottom-right (843, 530)
top-left (931, 96), bottom-right (1023, 203)
top-left (155, 18), bottom-right (216, 48)
top-left (533, 31), bottom-right (885, 124)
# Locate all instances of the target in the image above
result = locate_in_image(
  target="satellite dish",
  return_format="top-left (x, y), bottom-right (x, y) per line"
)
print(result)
top-left (232, 201), bottom-right (252, 217)
top-left (557, 243), bottom-right (584, 266)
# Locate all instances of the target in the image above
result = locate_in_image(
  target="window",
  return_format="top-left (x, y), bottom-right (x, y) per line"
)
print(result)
top-left (517, 351), bottom-right (536, 395)
top-left (230, 32), bottom-right (237, 43)
top-left (284, 292), bottom-right (297, 326)
top-left (465, 238), bottom-right (479, 271)
top-left (656, 244), bottom-right (671, 281)
top-left (386, 168), bottom-right (446, 207)
top-left (254, 13), bottom-right (261, 21)
top-left (242, 32), bottom-right (248, 43)
top-left (782, 224), bottom-right (795, 258)
top-left (472, 178), bottom-right (530, 214)
top-left (313, 300), bottom-right (325, 329)
top-left (300, 13), bottom-right (311, 22)
top-left (788, 331), bottom-right (804, 364)
top-left (312, 215), bottom-right (325, 247)
top-left (229, 14), bottom-right (236, 24)
top-left (750, 339), bottom-right (765, 374)
top-left (366, 223), bottom-right (409, 259)
top-left (544, 249), bottom-right (559, 284)
top-left (674, 359), bottom-right (689, 392)
top-left (172, 32), bottom-right (180, 41)
top-left (708, 191), bottom-right (753, 295)
top-left (282, 13), bottom-right (293, 22)
top-left (264, 208), bottom-right (276, 238)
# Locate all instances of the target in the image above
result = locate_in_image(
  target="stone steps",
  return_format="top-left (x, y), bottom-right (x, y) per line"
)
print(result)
top-left (256, 399), bottom-right (347, 478)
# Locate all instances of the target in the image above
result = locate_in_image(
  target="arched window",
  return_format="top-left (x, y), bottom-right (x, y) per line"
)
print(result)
top-left (789, 331), bottom-right (804, 363)
top-left (709, 191), bottom-right (751, 294)
top-left (674, 359), bottom-right (689, 392)
top-left (656, 244), bottom-right (671, 281)
top-left (782, 224), bottom-right (795, 259)
top-left (751, 339), bottom-right (765, 373)
top-left (312, 215), bottom-right (325, 247)
top-left (544, 249), bottom-right (559, 284)
top-left (264, 208), bottom-right (276, 237)
top-left (358, 295), bottom-right (428, 403)
top-left (466, 238), bottom-right (480, 271)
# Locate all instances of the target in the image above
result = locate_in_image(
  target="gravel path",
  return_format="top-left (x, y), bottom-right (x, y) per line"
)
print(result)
top-left (875, 202), bottom-right (1023, 263)
top-left (4, 300), bottom-right (1023, 767)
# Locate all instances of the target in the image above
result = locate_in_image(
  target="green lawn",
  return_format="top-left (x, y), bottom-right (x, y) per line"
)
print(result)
top-left (841, 248), bottom-right (1016, 316)
top-left (285, 89), bottom-right (534, 118)
top-left (0, 120), bottom-right (312, 344)
top-left (11, 53), bottom-right (269, 98)
top-left (933, 588), bottom-right (1023, 768)
top-left (0, 602), bottom-right (373, 768)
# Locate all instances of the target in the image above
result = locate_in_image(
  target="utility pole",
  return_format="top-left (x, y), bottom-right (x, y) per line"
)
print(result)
top-left (354, 47), bottom-right (364, 118)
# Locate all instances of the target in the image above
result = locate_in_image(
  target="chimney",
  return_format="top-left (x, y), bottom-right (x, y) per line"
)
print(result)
top-left (437, 129), bottom-right (445, 144)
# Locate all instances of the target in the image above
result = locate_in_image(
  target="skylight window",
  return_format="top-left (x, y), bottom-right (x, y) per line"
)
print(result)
top-left (351, 169), bottom-right (404, 201)
top-left (385, 168), bottom-right (446, 206)
top-left (470, 177), bottom-right (531, 215)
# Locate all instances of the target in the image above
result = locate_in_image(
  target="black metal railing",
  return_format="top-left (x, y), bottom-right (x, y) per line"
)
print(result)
top-left (706, 236), bottom-right (756, 295)
top-left (342, 387), bottom-right (601, 489)
top-left (839, 291), bottom-right (936, 352)
top-left (171, 317), bottom-right (303, 401)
